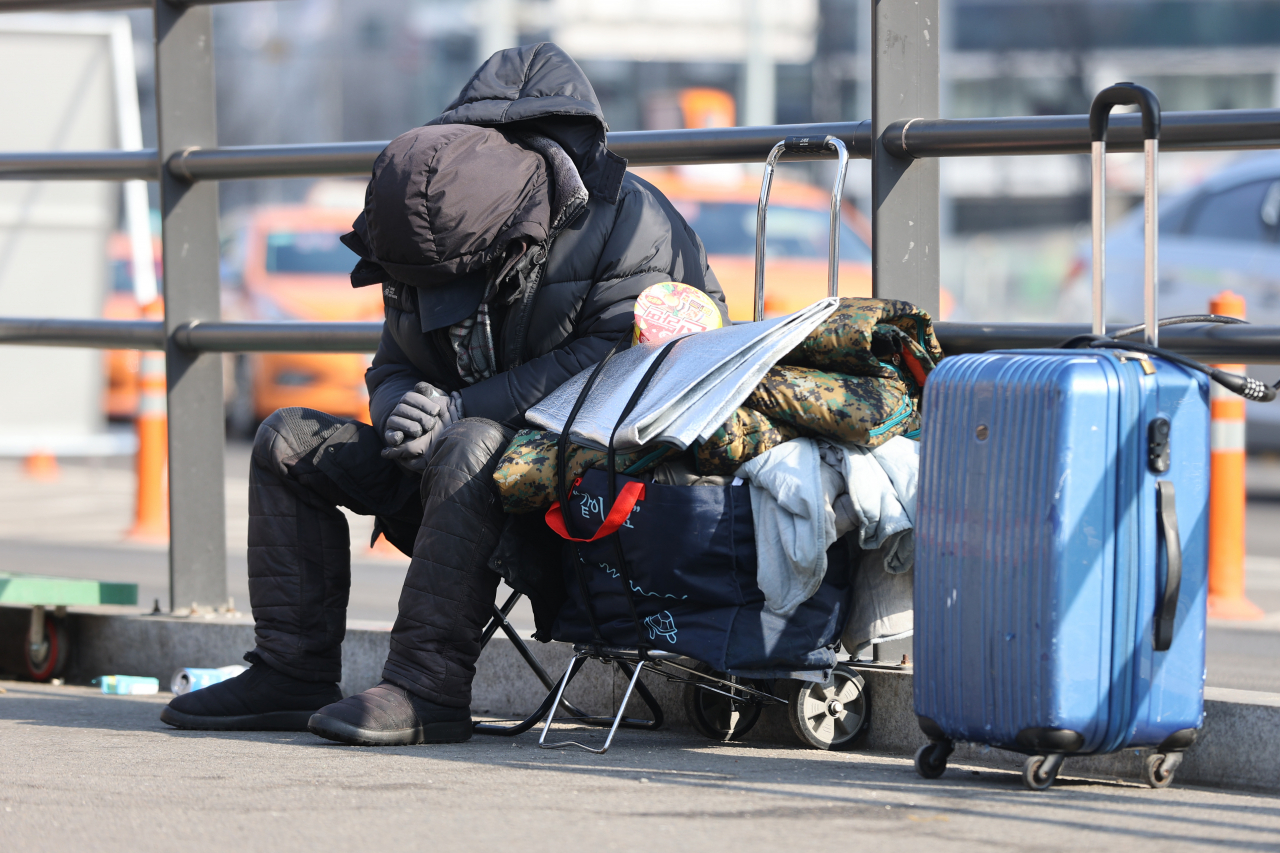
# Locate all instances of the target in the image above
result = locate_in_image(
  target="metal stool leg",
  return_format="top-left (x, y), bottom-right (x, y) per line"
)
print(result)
top-left (473, 592), bottom-right (597, 736)
top-left (478, 590), bottom-right (523, 650)
top-left (611, 659), bottom-right (663, 730)
top-left (491, 606), bottom-right (595, 714)
top-left (537, 652), bottom-right (589, 749)
top-left (472, 664), bottom-right (577, 738)
top-left (540, 656), bottom-right (648, 754)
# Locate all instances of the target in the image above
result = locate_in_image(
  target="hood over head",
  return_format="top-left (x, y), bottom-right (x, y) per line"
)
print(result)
top-left (427, 42), bottom-right (627, 205)
top-left (342, 123), bottom-right (551, 293)
top-left (342, 43), bottom-right (617, 317)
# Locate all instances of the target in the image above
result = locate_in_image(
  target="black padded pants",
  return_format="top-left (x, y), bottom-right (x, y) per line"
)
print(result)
top-left (247, 407), bottom-right (512, 708)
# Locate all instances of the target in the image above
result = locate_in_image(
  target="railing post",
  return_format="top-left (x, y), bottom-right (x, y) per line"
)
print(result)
top-left (154, 0), bottom-right (228, 612)
top-left (871, 0), bottom-right (940, 315)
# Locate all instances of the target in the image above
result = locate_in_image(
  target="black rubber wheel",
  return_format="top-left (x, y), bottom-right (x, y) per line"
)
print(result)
top-left (24, 613), bottom-right (68, 682)
top-left (1022, 755), bottom-right (1060, 791)
top-left (682, 663), bottom-right (764, 742)
top-left (787, 664), bottom-right (869, 750)
top-left (914, 743), bottom-right (949, 779)
top-left (1143, 753), bottom-right (1177, 789)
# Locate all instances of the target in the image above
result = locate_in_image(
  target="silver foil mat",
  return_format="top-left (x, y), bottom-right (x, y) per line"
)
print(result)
top-left (526, 298), bottom-right (839, 451)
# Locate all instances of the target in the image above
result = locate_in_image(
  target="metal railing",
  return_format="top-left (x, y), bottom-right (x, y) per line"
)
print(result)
top-left (6, 318), bottom-right (1280, 363)
top-left (5, 108), bottom-right (1280, 183)
top-left (4, 0), bottom-right (1280, 609)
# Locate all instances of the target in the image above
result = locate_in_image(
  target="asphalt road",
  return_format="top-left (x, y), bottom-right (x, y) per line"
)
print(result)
top-left (2, 680), bottom-right (1278, 853)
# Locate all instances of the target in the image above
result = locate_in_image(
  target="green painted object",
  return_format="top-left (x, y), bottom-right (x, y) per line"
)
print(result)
top-left (0, 572), bottom-right (137, 606)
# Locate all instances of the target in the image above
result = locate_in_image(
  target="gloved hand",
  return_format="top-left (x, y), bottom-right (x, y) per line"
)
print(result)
top-left (380, 382), bottom-right (464, 472)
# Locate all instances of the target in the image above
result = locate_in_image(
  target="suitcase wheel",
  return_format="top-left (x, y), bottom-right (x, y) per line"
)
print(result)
top-left (1143, 752), bottom-right (1182, 789)
top-left (914, 741), bottom-right (952, 779)
top-left (1022, 754), bottom-right (1064, 791)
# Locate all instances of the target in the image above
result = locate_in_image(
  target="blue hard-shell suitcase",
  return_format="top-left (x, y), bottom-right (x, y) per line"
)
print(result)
top-left (912, 85), bottom-right (1209, 790)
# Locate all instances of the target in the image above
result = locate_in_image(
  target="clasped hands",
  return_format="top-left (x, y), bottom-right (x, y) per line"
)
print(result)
top-left (381, 382), bottom-right (464, 472)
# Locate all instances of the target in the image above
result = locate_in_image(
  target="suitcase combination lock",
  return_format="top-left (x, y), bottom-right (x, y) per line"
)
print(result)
top-left (1148, 418), bottom-right (1171, 473)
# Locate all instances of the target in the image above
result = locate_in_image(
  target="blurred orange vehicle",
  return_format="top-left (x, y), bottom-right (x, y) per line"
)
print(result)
top-left (103, 232), bottom-right (162, 419)
top-left (227, 204), bottom-right (382, 423)
top-left (637, 168), bottom-right (873, 320)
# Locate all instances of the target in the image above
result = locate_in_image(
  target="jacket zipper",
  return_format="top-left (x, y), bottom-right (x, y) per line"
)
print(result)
top-left (868, 396), bottom-right (913, 438)
top-left (502, 244), bottom-right (548, 370)
top-left (501, 198), bottom-right (588, 370)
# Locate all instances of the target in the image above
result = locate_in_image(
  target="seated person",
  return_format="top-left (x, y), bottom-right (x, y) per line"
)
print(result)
top-left (159, 43), bottom-right (727, 746)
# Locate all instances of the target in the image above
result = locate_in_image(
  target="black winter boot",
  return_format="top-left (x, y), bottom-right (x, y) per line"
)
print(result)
top-left (160, 663), bottom-right (341, 731)
top-left (307, 681), bottom-right (472, 746)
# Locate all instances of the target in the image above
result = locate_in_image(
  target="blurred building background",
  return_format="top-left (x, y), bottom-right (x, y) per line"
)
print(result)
top-left (109, 0), bottom-right (1280, 325)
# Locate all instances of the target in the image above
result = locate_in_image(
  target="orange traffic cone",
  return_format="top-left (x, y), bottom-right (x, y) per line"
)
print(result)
top-left (128, 301), bottom-right (169, 543)
top-left (1207, 290), bottom-right (1263, 620)
top-left (23, 450), bottom-right (59, 481)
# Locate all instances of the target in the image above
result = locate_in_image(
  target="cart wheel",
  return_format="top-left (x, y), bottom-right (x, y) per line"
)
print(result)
top-left (24, 612), bottom-right (68, 682)
top-left (914, 742), bottom-right (950, 779)
top-left (787, 664), bottom-right (869, 750)
top-left (1142, 753), bottom-right (1179, 789)
top-left (1022, 754), bottom-right (1063, 791)
top-left (682, 663), bottom-right (764, 742)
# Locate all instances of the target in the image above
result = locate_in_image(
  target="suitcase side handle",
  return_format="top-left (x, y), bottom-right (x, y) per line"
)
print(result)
top-left (1089, 83), bottom-right (1161, 344)
top-left (754, 134), bottom-right (850, 321)
top-left (1154, 480), bottom-right (1182, 652)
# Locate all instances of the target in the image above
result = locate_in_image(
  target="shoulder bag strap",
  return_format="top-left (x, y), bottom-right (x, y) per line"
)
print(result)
top-left (603, 338), bottom-right (684, 655)
top-left (549, 334), bottom-right (626, 646)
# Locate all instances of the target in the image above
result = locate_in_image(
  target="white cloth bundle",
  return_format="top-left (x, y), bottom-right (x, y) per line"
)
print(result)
top-left (735, 435), bottom-right (919, 651)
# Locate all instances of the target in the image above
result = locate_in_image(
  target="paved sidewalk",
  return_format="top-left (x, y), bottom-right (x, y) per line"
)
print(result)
top-left (2, 680), bottom-right (1278, 853)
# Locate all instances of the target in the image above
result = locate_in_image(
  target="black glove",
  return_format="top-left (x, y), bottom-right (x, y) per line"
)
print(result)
top-left (380, 383), bottom-right (464, 472)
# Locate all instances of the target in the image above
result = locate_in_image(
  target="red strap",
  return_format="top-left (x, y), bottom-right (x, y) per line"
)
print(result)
top-left (901, 348), bottom-right (929, 387)
top-left (545, 480), bottom-right (646, 542)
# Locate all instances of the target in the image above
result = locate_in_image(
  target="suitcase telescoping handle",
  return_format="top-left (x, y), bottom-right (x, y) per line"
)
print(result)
top-left (1089, 83), bottom-right (1161, 344)
top-left (754, 134), bottom-right (850, 321)
top-left (1076, 84), bottom-right (1276, 401)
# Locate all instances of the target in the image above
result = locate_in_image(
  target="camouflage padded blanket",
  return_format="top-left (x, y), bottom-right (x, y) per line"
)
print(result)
top-left (694, 368), bottom-right (920, 475)
top-left (786, 297), bottom-right (944, 378)
top-left (492, 430), bottom-right (680, 514)
top-left (494, 297), bottom-right (942, 513)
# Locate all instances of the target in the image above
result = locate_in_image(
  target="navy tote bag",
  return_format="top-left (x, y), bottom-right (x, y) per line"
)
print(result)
top-left (543, 338), bottom-right (850, 677)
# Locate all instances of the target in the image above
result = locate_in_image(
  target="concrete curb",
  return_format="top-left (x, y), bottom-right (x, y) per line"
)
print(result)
top-left (2, 605), bottom-right (1277, 793)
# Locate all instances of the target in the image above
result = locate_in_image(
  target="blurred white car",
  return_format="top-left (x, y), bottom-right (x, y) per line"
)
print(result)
top-left (1065, 152), bottom-right (1280, 447)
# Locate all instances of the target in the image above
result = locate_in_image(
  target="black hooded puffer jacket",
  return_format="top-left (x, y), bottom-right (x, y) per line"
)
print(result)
top-left (361, 43), bottom-right (729, 431)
